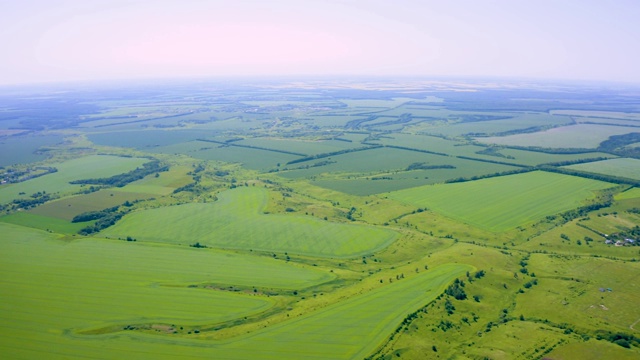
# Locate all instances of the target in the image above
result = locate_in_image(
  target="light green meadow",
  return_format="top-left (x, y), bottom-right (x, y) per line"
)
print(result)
top-left (387, 171), bottom-right (614, 231)
top-left (103, 186), bottom-right (398, 257)
top-left (564, 157), bottom-right (640, 180)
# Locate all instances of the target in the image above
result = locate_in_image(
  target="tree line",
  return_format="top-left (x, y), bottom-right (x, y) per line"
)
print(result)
top-left (70, 160), bottom-right (168, 187)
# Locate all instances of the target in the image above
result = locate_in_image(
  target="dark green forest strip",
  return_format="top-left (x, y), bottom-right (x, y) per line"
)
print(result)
top-left (70, 160), bottom-right (168, 187)
top-left (537, 166), bottom-right (640, 187)
top-left (196, 138), bottom-right (307, 156)
top-left (93, 112), bottom-right (194, 128)
top-left (286, 145), bottom-right (382, 165)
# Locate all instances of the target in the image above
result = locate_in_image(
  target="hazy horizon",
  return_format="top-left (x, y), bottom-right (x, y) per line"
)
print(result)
top-left (3, 0), bottom-right (640, 86)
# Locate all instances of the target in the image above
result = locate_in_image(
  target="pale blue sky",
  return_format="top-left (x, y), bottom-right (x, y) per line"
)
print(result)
top-left (1, 0), bottom-right (639, 85)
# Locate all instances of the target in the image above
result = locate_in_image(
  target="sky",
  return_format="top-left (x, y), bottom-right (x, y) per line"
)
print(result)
top-left (1, 0), bottom-right (640, 85)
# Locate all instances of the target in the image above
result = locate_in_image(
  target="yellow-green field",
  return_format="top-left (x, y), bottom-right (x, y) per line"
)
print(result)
top-left (387, 171), bottom-right (615, 231)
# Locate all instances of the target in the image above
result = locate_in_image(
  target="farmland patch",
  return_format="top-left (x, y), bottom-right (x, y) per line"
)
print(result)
top-left (387, 171), bottom-right (614, 231)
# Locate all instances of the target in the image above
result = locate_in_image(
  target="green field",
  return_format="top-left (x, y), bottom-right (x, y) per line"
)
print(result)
top-left (0, 134), bottom-right (63, 166)
top-left (387, 171), bottom-right (614, 231)
top-left (375, 132), bottom-right (615, 166)
top-left (103, 186), bottom-right (398, 257)
top-left (0, 226), bottom-right (469, 360)
top-left (479, 124), bottom-right (640, 148)
top-left (0, 155), bottom-right (149, 204)
top-left (0, 212), bottom-right (86, 233)
top-left (28, 190), bottom-right (153, 220)
top-left (0, 223), bottom-right (339, 359)
top-left (150, 141), bottom-right (301, 170)
top-left (616, 187), bottom-right (640, 200)
top-left (279, 146), bottom-right (517, 181)
top-left (427, 113), bottom-right (572, 137)
top-left (564, 157), bottom-right (640, 180)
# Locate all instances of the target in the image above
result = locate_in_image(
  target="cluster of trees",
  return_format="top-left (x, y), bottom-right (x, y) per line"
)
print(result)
top-left (11, 191), bottom-right (52, 209)
top-left (78, 212), bottom-right (125, 235)
top-left (558, 191), bottom-right (613, 223)
top-left (0, 166), bottom-right (57, 184)
top-left (475, 147), bottom-right (515, 159)
top-left (345, 115), bottom-right (379, 129)
top-left (597, 132), bottom-right (640, 158)
top-left (70, 160), bottom-right (169, 187)
top-left (406, 162), bottom-right (456, 171)
top-left (444, 278), bottom-right (467, 300)
top-left (539, 166), bottom-right (640, 187)
top-left (197, 138), bottom-right (305, 156)
top-left (286, 146), bottom-right (380, 165)
top-left (72, 206), bottom-right (120, 222)
top-left (73, 204), bottom-right (130, 235)
top-left (456, 155), bottom-right (526, 167)
top-left (445, 168), bottom-right (531, 184)
top-left (594, 330), bottom-right (640, 349)
top-left (384, 145), bottom-right (448, 157)
top-left (363, 113), bottom-right (413, 128)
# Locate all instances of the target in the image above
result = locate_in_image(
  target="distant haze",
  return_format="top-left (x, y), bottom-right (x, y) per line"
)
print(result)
top-left (2, 0), bottom-right (640, 85)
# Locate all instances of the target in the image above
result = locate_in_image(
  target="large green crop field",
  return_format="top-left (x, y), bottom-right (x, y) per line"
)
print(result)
top-left (479, 124), bottom-right (640, 148)
top-left (388, 171), bottom-right (615, 231)
top-left (0, 223), bottom-right (339, 359)
top-left (103, 186), bottom-right (398, 257)
top-left (564, 157), bottom-right (640, 180)
top-left (0, 225), bottom-right (469, 360)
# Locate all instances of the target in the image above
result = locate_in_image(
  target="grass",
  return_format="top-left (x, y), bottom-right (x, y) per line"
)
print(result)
top-left (547, 339), bottom-right (640, 360)
top-left (616, 187), bottom-right (640, 200)
top-left (565, 158), bottom-right (640, 180)
top-left (102, 186), bottom-right (398, 257)
top-left (516, 254), bottom-right (640, 336)
top-left (0, 212), bottom-right (86, 233)
top-left (478, 124), bottom-right (640, 148)
top-left (516, 218), bottom-right (635, 258)
top-left (387, 171), bottom-right (615, 231)
top-left (0, 222), bottom-right (335, 359)
top-left (0, 155), bottom-right (148, 204)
